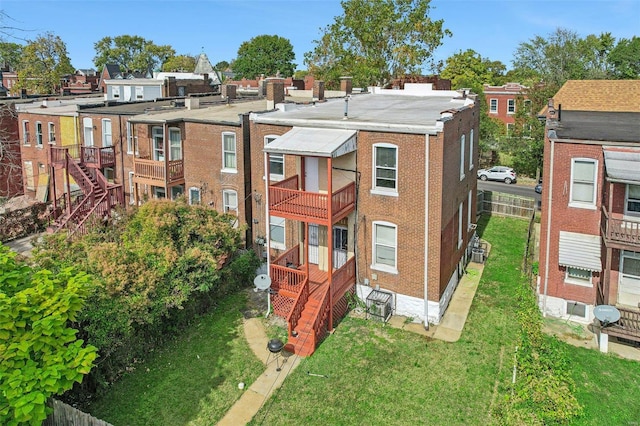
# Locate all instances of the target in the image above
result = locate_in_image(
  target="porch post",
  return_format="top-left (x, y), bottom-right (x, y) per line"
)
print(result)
top-left (64, 151), bottom-right (72, 215)
top-left (327, 156), bottom-right (333, 330)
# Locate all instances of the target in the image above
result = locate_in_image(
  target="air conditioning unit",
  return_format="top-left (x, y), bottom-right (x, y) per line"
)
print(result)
top-left (472, 248), bottom-right (485, 264)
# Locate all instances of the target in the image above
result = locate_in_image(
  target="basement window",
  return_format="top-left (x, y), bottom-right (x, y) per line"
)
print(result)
top-left (566, 301), bottom-right (587, 318)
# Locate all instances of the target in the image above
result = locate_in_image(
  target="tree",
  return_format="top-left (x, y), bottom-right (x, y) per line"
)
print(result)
top-left (440, 49), bottom-right (506, 90)
top-left (609, 36), bottom-right (640, 79)
top-left (15, 32), bottom-right (74, 94)
top-left (161, 54), bottom-right (196, 72)
top-left (232, 35), bottom-right (296, 79)
top-left (214, 60), bottom-right (230, 71)
top-left (0, 104), bottom-right (23, 197)
top-left (0, 246), bottom-right (97, 425)
top-left (304, 0), bottom-right (451, 88)
top-left (0, 41), bottom-right (22, 70)
top-left (93, 35), bottom-right (175, 72)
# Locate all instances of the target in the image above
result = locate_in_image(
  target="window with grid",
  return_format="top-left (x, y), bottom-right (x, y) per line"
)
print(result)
top-left (222, 132), bottom-right (236, 171)
top-left (48, 122), bottom-right (55, 144)
top-left (626, 184), bottom-right (640, 216)
top-left (372, 221), bottom-right (397, 272)
top-left (489, 99), bottom-right (498, 113)
top-left (35, 122), bottom-right (43, 147)
top-left (507, 99), bottom-right (516, 114)
top-left (373, 144), bottom-right (397, 194)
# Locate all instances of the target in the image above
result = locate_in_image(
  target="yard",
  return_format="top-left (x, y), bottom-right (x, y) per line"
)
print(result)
top-left (87, 215), bottom-right (640, 425)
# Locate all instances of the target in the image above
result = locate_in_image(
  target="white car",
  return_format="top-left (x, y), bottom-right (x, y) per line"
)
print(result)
top-left (477, 166), bottom-right (517, 184)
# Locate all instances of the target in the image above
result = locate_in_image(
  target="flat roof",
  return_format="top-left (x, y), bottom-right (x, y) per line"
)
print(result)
top-left (79, 96), bottom-right (222, 115)
top-left (252, 88), bottom-right (474, 134)
top-left (552, 111), bottom-right (640, 143)
top-left (128, 99), bottom-right (269, 124)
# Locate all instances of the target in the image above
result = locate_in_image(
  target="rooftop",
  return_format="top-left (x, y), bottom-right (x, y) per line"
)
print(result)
top-left (552, 110), bottom-right (640, 143)
top-left (551, 80), bottom-right (640, 113)
top-left (129, 99), bottom-right (270, 124)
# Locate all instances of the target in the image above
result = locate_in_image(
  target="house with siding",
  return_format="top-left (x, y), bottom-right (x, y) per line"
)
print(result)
top-left (249, 80), bottom-right (480, 355)
top-left (537, 80), bottom-right (640, 352)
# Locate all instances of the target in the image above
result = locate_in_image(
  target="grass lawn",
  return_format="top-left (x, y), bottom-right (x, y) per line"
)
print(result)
top-left (86, 292), bottom-right (264, 426)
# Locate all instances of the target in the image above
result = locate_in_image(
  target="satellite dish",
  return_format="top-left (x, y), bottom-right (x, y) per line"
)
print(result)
top-left (253, 274), bottom-right (272, 291)
top-left (593, 305), bottom-right (621, 325)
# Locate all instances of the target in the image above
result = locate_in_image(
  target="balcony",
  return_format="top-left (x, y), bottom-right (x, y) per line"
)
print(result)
top-left (601, 306), bottom-right (640, 344)
top-left (269, 175), bottom-right (355, 224)
top-left (133, 156), bottom-right (184, 186)
top-left (81, 146), bottom-right (116, 168)
top-left (601, 207), bottom-right (640, 250)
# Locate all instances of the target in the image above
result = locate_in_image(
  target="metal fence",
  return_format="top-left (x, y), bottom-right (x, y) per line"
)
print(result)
top-left (43, 399), bottom-right (113, 426)
top-left (477, 190), bottom-right (536, 219)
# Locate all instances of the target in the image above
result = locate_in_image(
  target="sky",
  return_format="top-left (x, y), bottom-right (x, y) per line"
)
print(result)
top-left (1, 0), bottom-right (638, 72)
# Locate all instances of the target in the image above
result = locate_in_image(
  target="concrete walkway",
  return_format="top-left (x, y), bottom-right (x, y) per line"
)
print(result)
top-left (3, 233), bottom-right (45, 257)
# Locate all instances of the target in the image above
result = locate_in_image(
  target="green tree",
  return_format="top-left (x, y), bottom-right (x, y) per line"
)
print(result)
top-left (161, 54), bottom-right (196, 72)
top-left (0, 246), bottom-right (97, 426)
top-left (304, 0), bottom-right (450, 88)
top-left (440, 49), bottom-right (505, 90)
top-left (609, 36), bottom-right (640, 79)
top-left (232, 34), bottom-right (296, 79)
top-left (214, 60), bottom-right (230, 70)
top-left (93, 35), bottom-right (175, 72)
top-left (15, 32), bottom-right (74, 94)
top-left (0, 41), bottom-right (22, 70)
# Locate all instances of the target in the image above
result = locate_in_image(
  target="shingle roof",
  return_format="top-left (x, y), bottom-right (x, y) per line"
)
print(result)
top-left (553, 111), bottom-right (640, 142)
top-left (551, 80), bottom-right (640, 112)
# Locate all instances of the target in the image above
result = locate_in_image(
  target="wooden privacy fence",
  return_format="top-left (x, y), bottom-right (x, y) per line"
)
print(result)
top-left (43, 399), bottom-right (113, 426)
top-left (477, 190), bottom-right (536, 219)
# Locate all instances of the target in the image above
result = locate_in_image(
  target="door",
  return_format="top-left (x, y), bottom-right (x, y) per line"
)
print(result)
top-left (333, 226), bottom-right (348, 269)
top-left (305, 157), bottom-right (319, 192)
top-left (309, 224), bottom-right (319, 265)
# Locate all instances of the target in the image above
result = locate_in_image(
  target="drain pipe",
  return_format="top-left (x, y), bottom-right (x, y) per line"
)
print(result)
top-left (423, 133), bottom-right (430, 329)
top-left (542, 138), bottom-right (555, 317)
top-left (264, 150), bottom-right (271, 317)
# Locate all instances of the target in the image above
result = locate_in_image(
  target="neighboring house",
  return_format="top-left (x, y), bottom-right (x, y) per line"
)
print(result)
top-left (1, 70), bottom-right (19, 97)
top-left (250, 80), bottom-right (480, 356)
top-left (104, 74), bottom-right (220, 102)
top-left (61, 69), bottom-right (99, 94)
top-left (0, 102), bottom-right (23, 197)
top-left (538, 80), bottom-right (640, 352)
top-left (484, 82), bottom-right (530, 134)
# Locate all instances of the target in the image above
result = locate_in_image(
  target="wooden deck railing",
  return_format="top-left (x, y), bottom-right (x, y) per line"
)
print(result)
top-left (286, 278), bottom-right (309, 337)
top-left (311, 285), bottom-right (331, 346)
top-left (269, 176), bottom-right (356, 222)
top-left (602, 207), bottom-right (640, 247)
top-left (273, 245), bottom-right (300, 268)
top-left (271, 264), bottom-right (307, 294)
top-left (81, 146), bottom-right (116, 168)
top-left (50, 144), bottom-right (80, 164)
top-left (133, 157), bottom-right (184, 184)
top-left (331, 256), bottom-right (356, 300)
top-left (602, 306), bottom-right (640, 341)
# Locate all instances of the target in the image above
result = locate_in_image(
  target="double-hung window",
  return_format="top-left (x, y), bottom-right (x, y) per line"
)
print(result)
top-left (459, 134), bottom-right (465, 180)
top-left (469, 129), bottom-right (474, 171)
top-left (35, 122), bottom-right (43, 147)
top-left (265, 136), bottom-right (284, 180)
top-left (570, 158), bottom-right (597, 208)
top-left (152, 126), bottom-right (164, 161)
top-left (83, 118), bottom-right (94, 146)
top-left (372, 221), bottom-right (397, 273)
top-left (458, 202), bottom-right (463, 249)
top-left (565, 267), bottom-right (592, 286)
top-left (626, 184), bottom-right (640, 216)
top-left (222, 132), bottom-right (237, 172)
top-left (489, 99), bottom-right (498, 113)
top-left (372, 143), bottom-right (397, 195)
top-left (169, 128), bottom-right (182, 160)
top-left (48, 122), bottom-right (55, 144)
top-left (270, 216), bottom-right (285, 249)
top-left (102, 119), bottom-right (112, 147)
top-left (223, 189), bottom-right (238, 228)
top-left (507, 99), bottom-right (516, 114)
top-left (22, 121), bottom-right (30, 145)
top-left (189, 187), bottom-right (201, 205)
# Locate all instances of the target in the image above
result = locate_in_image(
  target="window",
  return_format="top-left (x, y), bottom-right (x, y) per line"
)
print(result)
top-left (489, 99), bottom-right (498, 113)
top-left (126, 121), bottom-right (134, 154)
top-left (189, 187), bottom-right (201, 205)
top-left (83, 117), bottom-right (94, 146)
top-left (170, 185), bottom-right (183, 200)
top-left (523, 99), bottom-right (532, 113)
top-left (112, 86), bottom-right (120, 99)
top-left (566, 301), bottom-right (587, 318)
top-left (35, 122), bottom-right (43, 147)
top-left (152, 126), bottom-right (164, 161)
top-left (506, 123), bottom-right (514, 136)
top-left (372, 143), bottom-right (397, 194)
top-left (222, 132), bottom-right (236, 171)
top-left (270, 216), bottom-right (285, 249)
top-left (129, 172), bottom-right (135, 204)
top-left (626, 184), bottom-right (640, 216)
top-left (48, 122), bottom-right (55, 144)
top-left (372, 221), bottom-right (397, 272)
top-left (102, 119), bottom-right (112, 147)
top-left (135, 86), bottom-right (144, 100)
top-left (223, 189), bottom-right (238, 228)
top-left (459, 134), bottom-right (465, 180)
top-left (469, 129), bottom-right (474, 170)
top-left (570, 159), bottom-right (597, 208)
top-left (22, 121), bottom-right (30, 145)
top-left (24, 161), bottom-right (34, 190)
top-left (265, 136), bottom-right (284, 180)
top-left (169, 128), bottom-right (182, 160)
top-left (458, 202), bottom-right (463, 249)
top-left (507, 99), bottom-right (516, 114)
top-left (103, 167), bottom-right (115, 183)
top-left (468, 190), bottom-right (473, 230)
top-left (153, 186), bottom-right (166, 199)
top-left (565, 267), bottom-right (592, 286)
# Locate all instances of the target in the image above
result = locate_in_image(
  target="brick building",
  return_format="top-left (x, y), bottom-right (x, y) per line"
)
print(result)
top-left (484, 82), bottom-right (529, 133)
top-left (0, 102), bottom-right (23, 198)
top-left (538, 80), bottom-right (640, 352)
top-left (250, 81), bottom-right (479, 355)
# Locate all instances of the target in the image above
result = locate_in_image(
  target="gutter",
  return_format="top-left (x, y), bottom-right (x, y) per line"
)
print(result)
top-left (542, 137), bottom-right (555, 316)
top-left (424, 133), bottom-right (430, 329)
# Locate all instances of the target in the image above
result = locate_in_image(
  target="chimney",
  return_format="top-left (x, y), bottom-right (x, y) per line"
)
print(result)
top-left (266, 78), bottom-right (285, 110)
top-left (185, 97), bottom-right (200, 110)
top-left (222, 84), bottom-right (237, 101)
top-left (313, 80), bottom-right (325, 101)
top-left (340, 77), bottom-right (353, 95)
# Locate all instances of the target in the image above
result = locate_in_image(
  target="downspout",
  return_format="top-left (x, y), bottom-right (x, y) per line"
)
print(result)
top-left (542, 138), bottom-right (555, 316)
top-left (424, 133), bottom-right (430, 329)
top-left (119, 116), bottom-right (125, 195)
top-left (264, 151), bottom-right (271, 316)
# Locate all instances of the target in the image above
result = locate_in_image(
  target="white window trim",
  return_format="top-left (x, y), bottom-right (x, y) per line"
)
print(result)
top-left (371, 220), bottom-right (398, 274)
top-left (48, 122), bottom-right (55, 144)
top-left (221, 132), bottom-right (237, 173)
top-left (269, 216), bottom-right (286, 250)
top-left (265, 135), bottom-right (284, 181)
top-left (22, 120), bottom-right (30, 145)
top-left (35, 121), bottom-right (43, 147)
top-left (467, 190), bottom-right (473, 231)
top-left (624, 184), bottom-right (640, 218)
top-left (459, 134), bottom-right (465, 181)
top-left (371, 143), bottom-right (399, 197)
top-left (223, 189), bottom-right (239, 228)
top-left (569, 158), bottom-right (598, 210)
top-left (126, 121), bottom-right (134, 154)
top-left (102, 119), bottom-right (112, 147)
top-left (564, 267), bottom-right (593, 287)
top-left (168, 127), bottom-right (182, 161)
top-left (189, 187), bottom-right (201, 205)
top-left (83, 117), bottom-right (94, 147)
top-left (489, 99), bottom-right (498, 114)
top-left (469, 129), bottom-right (474, 171)
top-left (152, 126), bottom-right (164, 161)
top-left (458, 202), bottom-right (463, 249)
top-left (128, 172), bottom-right (135, 204)
top-left (507, 99), bottom-right (516, 114)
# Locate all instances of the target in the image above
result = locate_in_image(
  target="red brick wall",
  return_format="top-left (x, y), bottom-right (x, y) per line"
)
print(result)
top-left (0, 104), bottom-right (23, 197)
